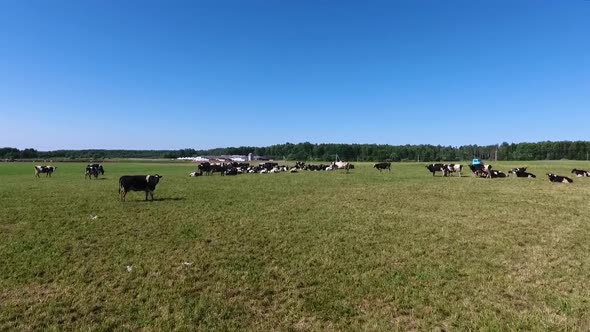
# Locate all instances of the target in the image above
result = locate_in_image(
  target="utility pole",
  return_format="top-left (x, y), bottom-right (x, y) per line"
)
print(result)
top-left (495, 144), bottom-right (499, 162)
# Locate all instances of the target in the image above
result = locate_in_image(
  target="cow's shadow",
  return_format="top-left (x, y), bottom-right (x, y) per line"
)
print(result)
top-left (151, 197), bottom-right (184, 202)
top-left (124, 197), bottom-right (185, 203)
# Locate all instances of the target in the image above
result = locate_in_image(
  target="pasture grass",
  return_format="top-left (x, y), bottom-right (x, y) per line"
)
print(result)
top-left (1, 161), bottom-right (590, 330)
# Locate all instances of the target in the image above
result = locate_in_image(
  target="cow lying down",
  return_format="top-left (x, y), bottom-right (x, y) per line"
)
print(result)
top-left (119, 175), bottom-right (162, 201)
top-left (546, 173), bottom-right (573, 183)
top-left (489, 170), bottom-right (508, 178)
top-left (508, 168), bottom-right (536, 178)
top-left (571, 169), bottom-right (590, 177)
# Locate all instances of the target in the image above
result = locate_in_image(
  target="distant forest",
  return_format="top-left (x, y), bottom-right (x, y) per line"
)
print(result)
top-left (2, 141), bottom-right (590, 162)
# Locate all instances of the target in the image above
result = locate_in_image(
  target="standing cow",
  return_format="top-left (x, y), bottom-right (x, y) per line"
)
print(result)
top-left (119, 175), bottom-right (163, 201)
top-left (34, 165), bottom-right (57, 177)
top-left (88, 164), bottom-right (105, 175)
top-left (85, 165), bottom-right (99, 179)
top-left (85, 164), bottom-right (105, 179)
top-left (425, 164), bottom-right (446, 176)
top-left (443, 164), bottom-right (462, 177)
top-left (469, 163), bottom-right (492, 178)
top-left (373, 162), bottom-right (391, 172)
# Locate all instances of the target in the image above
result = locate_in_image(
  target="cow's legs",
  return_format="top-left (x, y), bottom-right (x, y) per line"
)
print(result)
top-left (119, 186), bottom-right (126, 201)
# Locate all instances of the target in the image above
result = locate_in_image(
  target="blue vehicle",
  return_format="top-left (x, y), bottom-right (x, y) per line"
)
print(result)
top-left (472, 158), bottom-right (482, 166)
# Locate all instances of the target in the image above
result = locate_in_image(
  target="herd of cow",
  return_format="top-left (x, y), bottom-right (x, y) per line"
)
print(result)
top-left (189, 161), bottom-right (354, 176)
top-left (424, 162), bottom-right (589, 183)
top-left (31, 162), bottom-right (589, 201)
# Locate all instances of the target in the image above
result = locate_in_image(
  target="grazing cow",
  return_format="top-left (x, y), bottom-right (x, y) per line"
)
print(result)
top-left (425, 164), bottom-right (446, 176)
top-left (119, 175), bottom-right (163, 201)
top-left (88, 163), bottom-right (105, 175)
top-left (34, 165), bottom-right (57, 177)
top-left (443, 164), bottom-right (462, 177)
top-left (189, 171), bottom-right (202, 177)
top-left (547, 173), bottom-right (573, 183)
top-left (508, 169), bottom-right (536, 178)
top-left (571, 169), bottom-right (590, 177)
top-left (85, 165), bottom-right (100, 179)
top-left (373, 162), bottom-right (391, 172)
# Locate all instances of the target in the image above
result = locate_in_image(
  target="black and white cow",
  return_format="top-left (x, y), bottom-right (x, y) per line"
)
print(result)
top-left (198, 162), bottom-right (212, 175)
top-left (508, 169), bottom-right (536, 178)
top-left (571, 169), bottom-right (590, 177)
top-left (119, 175), bottom-right (163, 201)
top-left (34, 165), bottom-right (57, 177)
top-left (88, 164), bottom-right (105, 175)
top-left (373, 162), bottom-right (391, 172)
top-left (425, 164), bottom-right (446, 176)
top-left (546, 173), bottom-right (573, 183)
top-left (469, 164), bottom-right (492, 178)
top-left (443, 164), bottom-right (462, 177)
top-left (489, 170), bottom-right (508, 178)
top-left (189, 171), bottom-right (203, 177)
top-left (85, 165), bottom-right (99, 179)
top-left (210, 163), bottom-right (227, 175)
top-left (224, 167), bottom-right (239, 176)
top-left (260, 162), bottom-right (279, 171)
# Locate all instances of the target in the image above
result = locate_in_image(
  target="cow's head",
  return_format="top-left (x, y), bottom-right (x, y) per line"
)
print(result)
top-left (146, 174), bottom-right (162, 185)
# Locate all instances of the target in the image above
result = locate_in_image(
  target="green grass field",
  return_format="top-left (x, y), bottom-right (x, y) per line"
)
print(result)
top-left (2, 161), bottom-right (590, 330)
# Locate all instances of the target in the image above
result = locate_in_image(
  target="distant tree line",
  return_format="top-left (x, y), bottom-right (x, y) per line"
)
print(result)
top-left (2, 141), bottom-right (590, 162)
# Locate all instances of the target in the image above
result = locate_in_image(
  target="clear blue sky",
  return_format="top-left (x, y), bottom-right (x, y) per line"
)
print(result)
top-left (1, 1), bottom-right (589, 150)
